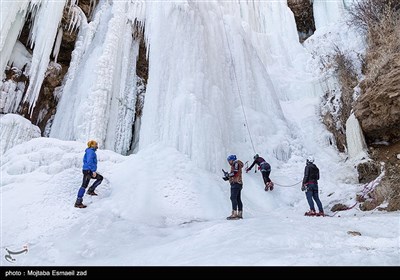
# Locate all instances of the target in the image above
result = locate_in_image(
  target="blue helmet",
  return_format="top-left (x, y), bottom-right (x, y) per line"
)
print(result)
top-left (227, 154), bottom-right (237, 162)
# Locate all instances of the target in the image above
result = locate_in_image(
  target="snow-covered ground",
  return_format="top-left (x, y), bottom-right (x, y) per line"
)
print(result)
top-left (1, 134), bottom-right (398, 266)
top-left (1, 0), bottom-right (399, 266)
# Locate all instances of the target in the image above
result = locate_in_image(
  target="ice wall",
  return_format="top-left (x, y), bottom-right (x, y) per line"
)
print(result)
top-left (138, 1), bottom-right (295, 171)
top-left (0, 0), bottom-right (352, 171)
top-left (50, 1), bottom-right (299, 167)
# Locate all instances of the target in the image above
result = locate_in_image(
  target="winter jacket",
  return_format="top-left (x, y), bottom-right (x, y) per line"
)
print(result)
top-left (83, 148), bottom-right (97, 172)
top-left (248, 157), bottom-right (270, 172)
top-left (302, 163), bottom-right (319, 185)
top-left (228, 160), bottom-right (244, 185)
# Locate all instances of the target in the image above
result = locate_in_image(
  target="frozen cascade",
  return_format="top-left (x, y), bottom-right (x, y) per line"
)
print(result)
top-left (346, 113), bottom-right (368, 160)
top-left (139, 1), bottom-right (297, 171)
top-left (49, 1), bottom-right (106, 140)
top-left (50, 0), bottom-right (140, 155)
top-left (50, 1), bottom-right (300, 166)
top-left (2, 1), bottom-right (354, 169)
top-left (313, 0), bottom-right (345, 30)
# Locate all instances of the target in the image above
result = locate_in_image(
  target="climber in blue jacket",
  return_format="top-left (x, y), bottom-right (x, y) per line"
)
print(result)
top-left (74, 140), bottom-right (103, 208)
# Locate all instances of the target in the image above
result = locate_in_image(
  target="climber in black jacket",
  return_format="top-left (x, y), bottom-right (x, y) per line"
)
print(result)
top-left (246, 154), bottom-right (274, 191)
top-left (302, 156), bottom-right (324, 216)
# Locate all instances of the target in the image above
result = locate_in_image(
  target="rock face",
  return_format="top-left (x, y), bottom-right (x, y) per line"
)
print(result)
top-left (287, 0), bottom-right (316, 42)
top-left (369, 142), bottom-right (400, 211)
top-left (321, 51), bottom-right (358, 153)
top-left (325, 1), bottom-right (400, 211)
top-left (357, 161), bottom-right (380, 184)
top-left (354, 55), bottom-right (400, 144)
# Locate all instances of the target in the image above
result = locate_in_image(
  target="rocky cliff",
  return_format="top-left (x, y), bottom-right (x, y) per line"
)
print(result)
top-left (344, 0), bottom-right (400, 211)
top-left (287, 0), bottom-right (315, 42)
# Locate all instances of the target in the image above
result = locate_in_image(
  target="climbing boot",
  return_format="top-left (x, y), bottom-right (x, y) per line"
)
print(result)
top-left (316, 211), bottom-right (325, 217)
top-left (304, 210), bottom-right (316, 216)
top-left (74, 203), bottom-right (87, 208)
top-left (87, 188), bottom-right (98, 196)
top-left (226, 211), bottom-right (239, 220)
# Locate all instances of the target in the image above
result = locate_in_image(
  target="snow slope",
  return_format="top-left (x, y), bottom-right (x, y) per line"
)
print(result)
top-left (0, 114), bottom-right (41, 154)
top-left (1, 137), bottom-right (399, 266)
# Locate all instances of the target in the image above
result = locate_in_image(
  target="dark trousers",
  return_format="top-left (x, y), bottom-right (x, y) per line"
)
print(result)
top-left (76, 170), bottom-right (103, 203)
top-left (230, 183), bottom-right (243, 211)
top-left (305, 183), bottom-right (323, 212)
top-left (261, 170), bottom-right (271, 184)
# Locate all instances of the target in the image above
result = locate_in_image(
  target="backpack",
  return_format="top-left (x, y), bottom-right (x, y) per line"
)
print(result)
top-left (309, 164), bottom-right (319, 181)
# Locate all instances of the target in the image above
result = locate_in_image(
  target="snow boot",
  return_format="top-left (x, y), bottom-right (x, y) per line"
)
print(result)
top-left (267, 181), bottom-right (274, 191)
top-left (226, 211), bottom-right (240, 220)
top-left (304, 210), bottom-right (316, 216)
top-left (74, 202), bottom-right (87, 208)
top-left (237, 211), bottom-right (243, 219)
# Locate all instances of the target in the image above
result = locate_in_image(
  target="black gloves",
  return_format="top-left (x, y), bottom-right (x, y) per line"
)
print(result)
top-left (222, 169), bottom-right (229, 181)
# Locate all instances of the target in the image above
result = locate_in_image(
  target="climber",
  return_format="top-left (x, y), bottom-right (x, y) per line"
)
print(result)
top-left (246, 154), bottom-right (274, 191)
top-left (74, 140), bottom-right (103, 208)
top-left (302, 156), bottom-right (324, 216)
top-left (222, 155), bottom-right (244, 220)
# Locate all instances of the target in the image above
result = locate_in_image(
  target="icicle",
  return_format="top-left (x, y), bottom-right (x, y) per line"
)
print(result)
top-left (23, 0), bottom-right (68, 114)
top-left (0, 0), bottom-right (30, 76)
top-left (68, 4), bottom-right (87, 33)
top-left (52, 27), bottom-right (63, 63)
top-left (346, 113), bottom-right (368, 160)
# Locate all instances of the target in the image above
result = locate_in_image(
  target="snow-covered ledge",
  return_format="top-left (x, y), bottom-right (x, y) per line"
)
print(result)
top-left (345, 113), bottom-right (368, 160)
top-left (0, 114), bottom-right (41, 154)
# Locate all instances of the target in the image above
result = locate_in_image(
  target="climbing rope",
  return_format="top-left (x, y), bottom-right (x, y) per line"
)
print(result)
top-left (218, 5), bottom-right (256, 154)
top-left (273, 180), bottom-right (302, 188)
top-left (326, 202), bottom-right (358, 217)
top-left (325, 181), bottom-right (378, 217)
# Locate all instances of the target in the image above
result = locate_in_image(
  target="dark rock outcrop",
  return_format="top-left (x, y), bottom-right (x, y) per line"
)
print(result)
top-left (356, 160), bottom-right (380, 184)
top-left (287, 0), bottom-right (316, 42)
